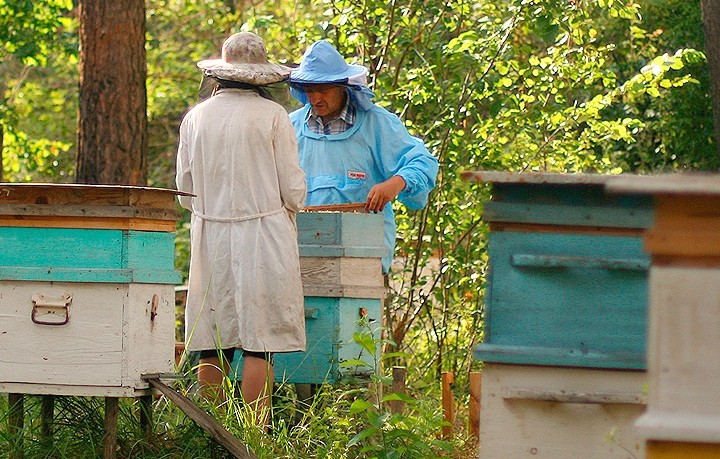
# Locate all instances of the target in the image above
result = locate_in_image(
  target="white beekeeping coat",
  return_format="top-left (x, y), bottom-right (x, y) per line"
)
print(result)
top-left (176, 88), bottom-right (307, 353)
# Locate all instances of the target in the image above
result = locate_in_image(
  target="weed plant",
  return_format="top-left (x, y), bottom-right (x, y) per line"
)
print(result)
top-left (1, 382), bottom-right (476, 458)
top-left (1, 331), bottom-right (478, 458)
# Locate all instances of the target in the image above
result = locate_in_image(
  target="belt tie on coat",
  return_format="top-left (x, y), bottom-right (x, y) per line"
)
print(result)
top-left (191, 206), bottom-right (286, 222)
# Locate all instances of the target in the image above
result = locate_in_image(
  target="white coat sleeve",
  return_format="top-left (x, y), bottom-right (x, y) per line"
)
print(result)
top-left (273, 111), bottom-right (307, 212)
top-left (175, 115), bottom-right (194, 210)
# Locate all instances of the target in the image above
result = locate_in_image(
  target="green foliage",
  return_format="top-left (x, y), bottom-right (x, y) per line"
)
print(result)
top-left (340, 327), bottom-right (461, 459)
top-left (0, 0), bottom-right (76, 181)
top-left (0, 0), bottom-right (717, 455)
top-left (0, 0), bottom-right (75, 66)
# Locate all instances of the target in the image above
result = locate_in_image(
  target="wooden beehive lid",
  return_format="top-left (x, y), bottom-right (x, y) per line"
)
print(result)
top-left (0, 183), bottom-right (193, 232)
top-left (301, 203), bottom-right (368, 213)
top-left (606, 172), bottom-right (720, 196)
top-left (461, 170), bottom-right (614, 185)
top-left (460, 171), bottom-right (654, 231)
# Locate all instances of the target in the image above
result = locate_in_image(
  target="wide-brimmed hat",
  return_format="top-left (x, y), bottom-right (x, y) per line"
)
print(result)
top-left (197, 32), bottom-right (290, 85)
top-left (289, 40), bottom-right (367, 85)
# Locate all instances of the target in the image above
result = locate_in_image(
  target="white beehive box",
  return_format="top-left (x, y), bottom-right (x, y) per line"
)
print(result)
top-left (0, 184), bottom-right (186, 397)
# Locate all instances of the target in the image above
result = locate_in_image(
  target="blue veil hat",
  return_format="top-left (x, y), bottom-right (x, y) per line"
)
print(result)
top-left (290, 40), bottom-right (375, 110)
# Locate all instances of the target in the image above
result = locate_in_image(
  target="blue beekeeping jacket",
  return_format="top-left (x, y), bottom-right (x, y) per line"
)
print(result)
top-left (290, 103), bottom-right (439, 273)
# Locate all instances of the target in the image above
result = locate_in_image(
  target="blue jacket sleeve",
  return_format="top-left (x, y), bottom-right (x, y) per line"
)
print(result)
top-left (369, 107), bottom-right (439, 210)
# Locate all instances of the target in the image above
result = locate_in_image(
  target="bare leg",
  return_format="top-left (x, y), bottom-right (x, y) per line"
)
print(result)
top-left (197, 356), bottom-right (226, 404)
top-left (241, 355), bottom-right (273, 429)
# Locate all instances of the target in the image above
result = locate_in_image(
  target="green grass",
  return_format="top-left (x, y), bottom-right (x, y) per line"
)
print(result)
top-left (1, 373), bottom-right (478, 459)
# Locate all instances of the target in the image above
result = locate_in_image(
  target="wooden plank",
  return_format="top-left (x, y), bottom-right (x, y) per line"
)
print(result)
top-left (441, 371), bottom-right (455, 439)
top-left (298, 244), bottom-right (388, 258)
top-left (654, 196), bottom-right (720, 231)
top-left (501, 387), bottom-right (646, 404)
top-left (301, 284), bottom-right (387, 299)
top-left (0, 382), bottom-right (151, 398)
top-left (479, 363), bottom-right (647, 458)
top-left (41, 395), bottom-right (54, 444)
top-left (8, 393), bottom-right (23, 459)
top-left (388, 366), bottom-right (406, 414)
top-left (0, 283), bottom-right (121, 389)
top-left (645, 196), bottom-right (720, 259)
top-left (300, 257), bottom-right (385, 298)
top-left (139, 395), bottom-right (153, 443)
top-left (124, 284), bottom-right (176, 389)
top-left (641, 267), bottom-right (720, 440)
top-left (297, 212), bottom-right (385, 249)
top-left (484, 201), bottom-right (653, 229)
top-left (483, 231), bottom-right (648, 370)
top-left (302, 203), bottom-right (367, 212)
top-left (0, 204), bottom-right (180, 220)
top-left (510, 253), bottom-right (649, 271)
top-left (336, 297), bottom-right (382, 377)
top-left (606, 173), bottom-right (720, 196)
top-left (0, 216), bottom-right (176, 232)
top-left (0, 228), bottom-right (180, 283)
top-left (490, 221), bottom-right (645, 237)
top-left (461, 170), bottom-right (614, 186)
top-left (0, 183), bottom-right (187, 209)
top-left (647, 440), bottom-right (720, 459)
top-left (645, 229), bottom-right (720, 257)
top-left (0, 267), bottom-right (181, 284)
top-left (469, 372), bottom-right (481, 439)
top-left (103, 397), bottom-right (119, 459)
top-left (473, 343), bottom-right (646, 369)
top-left (146, 378), bottom-right (258, 459)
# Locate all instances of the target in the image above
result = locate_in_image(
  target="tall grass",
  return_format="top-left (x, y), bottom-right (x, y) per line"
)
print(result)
top-left (1, 368), bottom-right (478, 458)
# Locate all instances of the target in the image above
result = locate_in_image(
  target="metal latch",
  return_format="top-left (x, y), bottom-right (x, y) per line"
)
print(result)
top-left (31, 292), bottom-right (72, 326)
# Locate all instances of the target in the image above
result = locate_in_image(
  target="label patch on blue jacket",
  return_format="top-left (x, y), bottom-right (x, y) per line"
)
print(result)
top-left (348, 170), bottom-right (366, 180)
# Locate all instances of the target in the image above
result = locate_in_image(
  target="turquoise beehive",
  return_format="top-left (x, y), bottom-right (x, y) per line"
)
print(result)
top-left (0, 183), bottom-right (185, 398)
top-left (232, 210), bottom-right (386, 384)
top-left (462, 171), bottom-right (653, 458)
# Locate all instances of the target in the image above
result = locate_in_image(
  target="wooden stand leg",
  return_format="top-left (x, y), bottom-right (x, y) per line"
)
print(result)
top-left (41, 395), bottom-right (55, 447)
top-left (8, 393), bottom-right (24, 459)
top-left (388, 366), bottom-right (406, 414)
top-left (441, 371), bottom-right (455, 440)
top-left (139, 394), bottom-right (153, 442)
top-left (103, 397), bottom-right (119, 459)
top-left (294, 383), bottom-right (317, 408)
top-left (469, 372), bottom-right (481, 440)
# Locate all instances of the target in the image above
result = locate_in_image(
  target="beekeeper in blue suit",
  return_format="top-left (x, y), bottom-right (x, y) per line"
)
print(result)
top-left (289, 40), bottom-right (439, 273)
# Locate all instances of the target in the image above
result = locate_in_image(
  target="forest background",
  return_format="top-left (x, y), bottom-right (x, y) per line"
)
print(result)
top-left (1, 0), bottom-right (718, 457)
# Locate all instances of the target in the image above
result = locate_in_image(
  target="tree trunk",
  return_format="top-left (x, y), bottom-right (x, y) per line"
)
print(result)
top-left (76, 0), bottom-right (147, 185)
top-left (1, 77), bottom-right (5, 182)
top-left (702, 0), bottom-right (720, 167)
top-left (0, 124), bottom-right (4, 183)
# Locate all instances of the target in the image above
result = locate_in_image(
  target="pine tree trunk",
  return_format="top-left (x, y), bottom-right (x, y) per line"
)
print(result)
top-left (702, 0), bottom-right (720, 167)
top-left (0, 124), bottom-right (4, 183)
top-left (76, 0), bottom-right (147, 185)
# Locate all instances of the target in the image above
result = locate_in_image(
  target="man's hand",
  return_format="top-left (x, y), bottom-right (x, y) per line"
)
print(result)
top-left (365, 175), bottom-right (406, 213)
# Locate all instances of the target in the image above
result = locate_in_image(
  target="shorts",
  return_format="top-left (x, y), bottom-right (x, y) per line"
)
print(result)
top-left (197, 348), bottom-right (273, 364)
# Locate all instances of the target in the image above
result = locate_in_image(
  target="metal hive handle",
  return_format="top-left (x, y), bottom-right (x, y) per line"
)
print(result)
top-left (511, 253), bottom-right (649, 271)
top-left (31, 292), bottom-right (73, 326)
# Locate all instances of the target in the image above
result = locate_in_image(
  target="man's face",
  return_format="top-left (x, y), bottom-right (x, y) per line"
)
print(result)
top-left (303, 84), bottom-right (346, 120)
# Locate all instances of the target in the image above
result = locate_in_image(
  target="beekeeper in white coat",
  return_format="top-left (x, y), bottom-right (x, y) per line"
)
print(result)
top-left (175, 32), bottom-right (306, 425)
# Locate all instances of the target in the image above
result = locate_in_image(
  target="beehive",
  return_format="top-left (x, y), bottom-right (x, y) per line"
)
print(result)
top-left (462, 171), bottom-right (652, 458)
top-left (0, 184), bottom-right (185, 398)
top-left (607, 174), bottom-right (720, 458)
top-left (231, 210), bottom-right (386, 384)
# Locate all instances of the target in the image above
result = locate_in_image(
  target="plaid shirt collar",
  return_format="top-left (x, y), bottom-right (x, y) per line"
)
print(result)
top-left (306, 93), bottom-right (356, 135)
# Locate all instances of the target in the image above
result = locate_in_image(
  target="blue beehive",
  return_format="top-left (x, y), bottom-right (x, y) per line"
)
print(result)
top-left (462, 171), bottom-right (653, 458)
top-left (468, 171), bottom-right (653, 369)
top-left (232, 210), bottom-right (386, 384)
